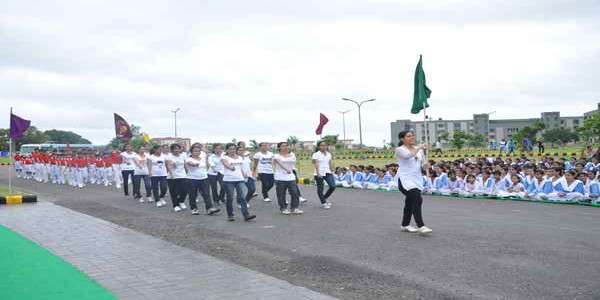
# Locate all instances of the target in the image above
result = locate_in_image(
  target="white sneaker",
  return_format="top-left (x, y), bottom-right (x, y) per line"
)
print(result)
top-left (322, 202), bottom-right (332, 209)
top-left (179, 203), bottom-right (187, 210)
top-left (291, 209), bottom-right (303, 215)
top-left (160, 200), bottom-right (167, 206)
top-left (299, 197), bottom-right (307, 203)
top-left (138, 198), bottom-right (145, 203)
top-left (264, 198), bottom-right (272, 202)
top-left (173, 206), bottom-right (181, 212)
top-left (281, 209), bottom-right (291, 215)
top-left (147, 197), bottom-right (154, 203)
top-left (156, 201), bottom-right (164, 208)
top-left (418, 226), bottom-right (433, 235)
top-left (400, 225), bottom-right (418, 233)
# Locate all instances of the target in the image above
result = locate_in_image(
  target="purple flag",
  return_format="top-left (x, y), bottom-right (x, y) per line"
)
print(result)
top-left (10, 113), bottom-right (31, 140)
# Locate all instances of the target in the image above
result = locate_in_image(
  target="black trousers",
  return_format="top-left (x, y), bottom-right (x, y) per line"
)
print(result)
top-left (133, 174), bottom-right (151, 198)
top-left (258, 173), bottom-right (274, 199)
top-left (151, 176), bottom-right (168, 202)
top-left (188, 178), bottom-right (213, 210)
top-left (398, 178), bottom-right (425, 227)
top-left (245, 178), bottom-right (256, 203)
top-left (208, 173), bottom-right (225, 203)
top-left (292, 170), bottom-right (302, 197)
top-left (121, 170), bottom-right (134, 196)
top-left (276, 180), bottom-right (300, 210)
top-left (168, 178), bottom-right (188, 208)
top-left (314, 173), bottom-right (336, 204)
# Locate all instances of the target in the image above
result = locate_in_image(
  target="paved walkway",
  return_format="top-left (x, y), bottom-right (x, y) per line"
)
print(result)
top-left (0, 202), bottom-right (337, 300)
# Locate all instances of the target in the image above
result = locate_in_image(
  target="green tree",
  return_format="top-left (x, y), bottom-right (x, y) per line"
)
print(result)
top-left (542, 128), bottom-right (579, 143)
top-left (249, 139), bottom-right (258, 151)
top-left (466, 133), bottom-right (486, 147)
top-left (438, 132), bottom-right (449, 142)
top-left (0, 129), bottom-right (9, 151)
top-left (320, 135), bottom-right (339, 148)
top-left (287, 135), bottom-right (299, 150)
top-left (577, 113), bottom-right (600, 142)
top-left (16, 126), bottom-right (49, 149)
top-left (451, 131), bottom-right (470, 149)
top-left (44, 129), bottom-right (91, 144)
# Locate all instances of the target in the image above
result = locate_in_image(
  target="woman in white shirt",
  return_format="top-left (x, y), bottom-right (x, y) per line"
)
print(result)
top-left (395, 131), bottom-right (432, 235)
top-left (312, 141), bottom-right (336, 209)
top-left (132, 145), bottom-right (152, 203)
top-left (208, 144), bottom-right (225, 206)
top-left (120, 144), bottom-right (137, 197)
top-left (253, 143), bottom-right (275, 202)
top-left (166, 144), bottom-right (188, 212)
top-left (237, 145), bottom-right (256, 206)
top-left (186, 145), bottom-right (220, 216)
top-left (148, 145), bottom-right (168, 207)
top-left (273, 142), bottom-right (302, 215)
top-left (221, 143), bottom-right (256, 222)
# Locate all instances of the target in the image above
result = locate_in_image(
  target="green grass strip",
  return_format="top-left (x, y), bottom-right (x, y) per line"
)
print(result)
top-left (0, 225), bottom-right (117, 300)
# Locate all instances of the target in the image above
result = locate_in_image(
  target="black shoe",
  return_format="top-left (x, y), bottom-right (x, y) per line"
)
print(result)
top-left (244, 215), bottom-right (256, 222)
top-left (207, 207), bottom-right (221, 215)
top-left (228, 216), bottom-right (235, 222)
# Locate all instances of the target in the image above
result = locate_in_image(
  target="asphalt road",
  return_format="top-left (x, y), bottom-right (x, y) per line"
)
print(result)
top-left (2, 167), bottom-right (600, 300)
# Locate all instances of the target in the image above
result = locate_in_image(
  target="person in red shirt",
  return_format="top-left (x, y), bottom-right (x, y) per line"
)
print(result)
top-left (87, 154), bottom-right (97, 185)
top-left (14, 152), bottom-right (23, 178)
top-left (23, 156), bottom-right (33, 180)
top-left (94, 156), bottom-right (105, 185)
top-left (103, 154), bottom-right (114, 186)
top-left (75, 153), bottom-right (88, 188)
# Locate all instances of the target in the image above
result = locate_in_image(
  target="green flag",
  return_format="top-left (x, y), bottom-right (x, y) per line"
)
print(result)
top-left (411, 55), bottom-right (432, 114)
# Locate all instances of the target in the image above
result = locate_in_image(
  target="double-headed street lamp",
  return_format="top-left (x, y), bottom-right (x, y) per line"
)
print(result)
top-left (341, 98), bottom-right (376, 147)
top-left (171, 108), bottom-right (180, 138)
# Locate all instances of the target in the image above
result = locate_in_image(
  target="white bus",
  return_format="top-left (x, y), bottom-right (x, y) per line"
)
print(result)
top-left (19, 144), bottom-right (97, 154)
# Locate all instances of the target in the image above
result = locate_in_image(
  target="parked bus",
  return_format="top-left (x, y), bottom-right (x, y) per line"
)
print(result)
top-left (19, 144), bottom-right (97, 154)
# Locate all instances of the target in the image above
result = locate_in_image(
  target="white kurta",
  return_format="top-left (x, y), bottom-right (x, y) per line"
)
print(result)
top-left (395, 146), bottom-right (424, 191)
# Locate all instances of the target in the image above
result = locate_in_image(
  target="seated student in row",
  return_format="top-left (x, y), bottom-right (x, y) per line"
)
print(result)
top-left (524, 169), bottom-right (552, 200)
top-left (340, 165), bottom-right (364, 188)
top-left (583, 174), bottom-right (599, 203)
top-left (459, 174), bottom-right (481, 197)
top-left (497, 175), bottom-right (526, 198)
top-left (444, 170), bottom-right (465, 196)
top-left (365, 168), bottom-right (392, 190)
top-left (584, 156), bottom-right (600, 173)
top-left (547, 170), bottom-right (585, 202)
top-left (431, 167), bottom-right (449, 194)
top-left (422, 170), bottom-right (434, 194)
top-left (362, 167), bottom-right (378, 189)
top-left (491, 170), bottom-right (507, 196)
top-left (476, 170), bottom-right (495, 195)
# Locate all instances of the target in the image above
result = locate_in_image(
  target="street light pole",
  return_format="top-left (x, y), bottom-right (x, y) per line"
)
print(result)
top-left (171, 108), bottom-right (180, 138)
top-left (338, 110), bottom-right (351, 141)
top-left (341, 98), bottom-right (376, 147)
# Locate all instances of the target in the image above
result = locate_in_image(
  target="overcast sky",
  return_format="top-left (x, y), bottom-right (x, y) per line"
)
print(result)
top-left (1, 0), bottom-right (599, 146)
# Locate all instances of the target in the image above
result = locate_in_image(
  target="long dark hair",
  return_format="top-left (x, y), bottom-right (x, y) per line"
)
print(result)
top-left (150, 145), bottom-right (161, 155)
top-left (397, 130), bottom-right (414, 146)
top-left (315, 141), bottom-right (328, 153)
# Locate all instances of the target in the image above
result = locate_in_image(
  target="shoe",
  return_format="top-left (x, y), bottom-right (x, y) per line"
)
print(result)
top-left (238, 203), bottom-right (250, 209)
top-left (191, 209), bottom-right (199, 215)
top-left (179, 203), bottom-right (187, 210)
top-left (291, 209), bottom-right (303, 215)
top-left (147, 197), bottom-right (154, 203)
top-left (400, 225), bottom-right (418, 233)
top-left (228, 216), bottom-right (235, 222)
top-left (173, 206), bottom-right (182, 212)
top-left (207, 207), bottom-right (221, 215)
top-left (244, 215), bottom-right (256, 222)
top-left (322, 202), bottom-right (332, 209)
top-left (285, 199), bottom-right (290, 204)
top-left (156, 201), bottom-right (163, 208)
top-left (263, 198), bottom-right (272, 202)
top-left (299, 197), bottom-right (307, 203)
top-left (196, 199), bottom-right (199, 203)
top-left (281, 209), bottom-right (291, 215)
top-left (417, 226), bottom-right (433, 235)
top-left (160, 200), bottom-right (167, 206)
top-left (138, 198), bottom-right (145, 203)
top-left (252, 193), bottom-right (259, 197)
top-left (214, 202), bottom-right (221, 207)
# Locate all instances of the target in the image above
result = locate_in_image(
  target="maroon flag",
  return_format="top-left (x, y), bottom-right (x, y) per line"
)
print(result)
top-left (114, 113), bottom-right (132, 142)
top-left (10, 113), bottom-right (31, 140)
top-left (315, 113), bottom-right (329, 135)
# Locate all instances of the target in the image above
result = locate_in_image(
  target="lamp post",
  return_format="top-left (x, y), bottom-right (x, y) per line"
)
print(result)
top-left (341, 98), bottom-right (376, 147)
top-left (171, 108), bottom-right (180, 138)
top-left (338, 109), bottom-right (351, 141)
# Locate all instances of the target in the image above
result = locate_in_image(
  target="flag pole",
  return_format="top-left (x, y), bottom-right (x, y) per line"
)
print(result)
top-left (9, 107), bottom-right (13, 194)
top-left (422, 103), bottom-right (430, 175)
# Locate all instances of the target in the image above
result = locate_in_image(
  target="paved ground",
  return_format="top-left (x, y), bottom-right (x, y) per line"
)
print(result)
top-left (0, 202), bottom-right (335, 300)
top-left (2, 166), bottom-right (600, 300)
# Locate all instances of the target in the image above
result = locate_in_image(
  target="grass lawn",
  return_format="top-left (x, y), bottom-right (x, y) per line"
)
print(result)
top-left (0, 185), bottom-right (26, 196)
top-left (0, 157), bottom-right (10, 164)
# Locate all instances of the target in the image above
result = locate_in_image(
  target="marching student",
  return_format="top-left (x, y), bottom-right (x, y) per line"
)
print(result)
top-left (132, 145), bottom-right (152, 203)
top-left (120, 144), bottom-right (137, 197)
top-left (166, 143), bottom-right (188, 212)
top-left (547, 170), bottom-right (585, 202)
top-left (102, 153), bottom-right (113, 186)
top-left (186, 145), bottom-right (221, 215)
top-left (14, 152), bottom-right (23, 178)
top-left (238, 145), bottom-right (256, 206)
top-left (208, 144), bottom-right (225, 205)
top-left (273, 142), bottom-right (302, 215)
top-left (253, 142), bottom-right (275, 202)
top-left (94, 155), bottom-right (105, 186)
top-left (148, 145), bottom-right (168, 207)
top-left (111, 150), bottom-right (122, 189)
top-left (312, 141), bottom-right (336, 209)
top-left (221, 143), bottom-right (256, 221)
top-left (75, 152), bottom-right (88, 188)
top-left (87, 153), bottom-right (97, 185)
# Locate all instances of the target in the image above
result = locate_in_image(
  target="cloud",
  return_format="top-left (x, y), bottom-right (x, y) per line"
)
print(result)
top-left (1, 0), bottom-right (599, 146)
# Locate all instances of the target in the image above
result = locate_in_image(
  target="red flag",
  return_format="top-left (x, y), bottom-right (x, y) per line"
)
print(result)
top-left (114, 113), bottom-right (132, 142)
top-left (315, 113), bottom-right (329, 135)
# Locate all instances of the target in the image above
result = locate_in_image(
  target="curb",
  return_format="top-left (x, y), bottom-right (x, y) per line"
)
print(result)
top-left (0, 194), bottom-right (38, 205)
top-left (297, 177), bottom-right (312, 185)
top-left (0, 163), bottom-right (12, 166)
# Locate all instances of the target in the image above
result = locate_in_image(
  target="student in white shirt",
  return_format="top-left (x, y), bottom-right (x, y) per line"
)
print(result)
top-left (132, 145), bottom-right (152, 203)
top-left (221, 143), bottom-right (256, 222)
top-left (208, 144), bottom-right (225, 206)
top-left (273, 142), bottom-right (302, 215)
top-left (238, 142), bottom-right (256, 205)
top-left (312, 141), bottom-right (336, 209)
top-left (148, 145), bottom-right (168, 207)
top-left (186, 144), bottom-right (220, 216)
top-left (253, 143), bottom-right (275, 202)
top-left (120, 144), bottom-right (137, 197)
top-left (166, 143), bottom-right (188, 212)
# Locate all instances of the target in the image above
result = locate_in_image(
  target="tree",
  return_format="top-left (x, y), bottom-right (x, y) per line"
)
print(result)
top-left (450, 131), bottom-right (470, 149)
top-left (438, 132), bottom-right (449, 142)
top-left (577, 113), bottom-right (600, 142)
top-left (44, 129), bottom-right (91, 144)
top-left (249, 139), bottom-right (258, 151)
top-left (320, 135), bottom-right (339, 148)
top-left (542, 128), bottom-right (579, 144)
top-left (287, 135), bottom-right (299, 150)
top-left (15, 126), bottom-right (49, 149)
top-left (466, 133), bottom-right (486, 147)
top-left (0, 129), bottom-right (9, 151)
